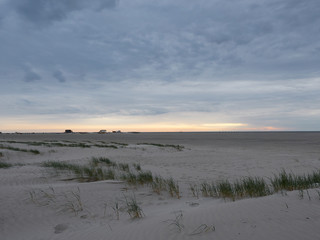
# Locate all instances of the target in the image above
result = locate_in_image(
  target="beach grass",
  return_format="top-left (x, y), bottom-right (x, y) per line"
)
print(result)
top-left (42, 142), bottom-right (91, 148)
top-left (164, 211), bottom-right (184, 232)
top-left (61, 187), bottom-right (84, 216)
top-left (29, 187), bottom-right (84, 216)
top-left (235, 177), bottom-right (270, 198)
top-left (137, 143), bottom-right (184, 151)
top-left (271, 169), bottom-right (320, 192)
top-left (137, 170), bottom-right (153, 184)
top-left (121, 171), bottom-right (137, 184)
top-left (109, 200), bottom-right (121, 220)
top-left (118, 163), bottom-right (130, 172)
top-left (111, 142), bottom-right (129, 147)
top-left (152, 175), bottom-right (167, 194)
top-left (0, 140), bottom-right (91, 148)
top-left (43, 158), bottom-right (153, 185)
top-left (81, 166), bottom-right (116, 181)
top-left (166, 177), bottom-right (181, 199)
top-left (216, 180), bottom-right (234, 199)
top-left (133, 163), bottom-right (141, 171)
top-left (0, 161), bottom-right (13, 168)
top-left (197, 170), bottom-right (319, 200)
top-left (124, 194), bottom-right (144, 219)
top-left (200, 182), bottom-right (216, 197)
top-left (43, 159), bottom-right (320, 201)
top-left (42, 161), bottom-right (81, 172)
top-left (0, 144), bottom-right (40, 154)
top-left (0, 140), bottom-right (123, 149)
top-left (189, 183), bottom-right (200, 198)
top-left (93, 144), bottom-right (118, 149)
top-left (42, 161), bottom-right (115, 181)
top-left (91, 157), bottom-right (117, 167)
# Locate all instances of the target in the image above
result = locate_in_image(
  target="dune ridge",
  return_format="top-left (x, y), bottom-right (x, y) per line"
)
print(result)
top-left (1, 132), bottom-right (320, 240)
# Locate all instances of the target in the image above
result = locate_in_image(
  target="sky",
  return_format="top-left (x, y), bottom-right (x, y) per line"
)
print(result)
top-left (0, 0), bottom-right (320, 132)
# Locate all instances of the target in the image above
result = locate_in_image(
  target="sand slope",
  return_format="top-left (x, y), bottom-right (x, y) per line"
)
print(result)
top-left (1, 132), bottom-right (320, 240)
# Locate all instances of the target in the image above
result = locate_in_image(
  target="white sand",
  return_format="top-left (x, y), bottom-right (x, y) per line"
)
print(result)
top-left (0, 132), bottom-right (320, 240)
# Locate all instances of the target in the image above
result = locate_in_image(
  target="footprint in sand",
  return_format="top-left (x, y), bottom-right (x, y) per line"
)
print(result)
top-left (54, 223), bottom-right (68, 234)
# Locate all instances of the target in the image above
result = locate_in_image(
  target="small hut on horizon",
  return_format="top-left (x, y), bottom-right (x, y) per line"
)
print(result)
top-left (64, 129), bottom-right (73, 133)
top-left (112, 130), bottom-right (122, 133)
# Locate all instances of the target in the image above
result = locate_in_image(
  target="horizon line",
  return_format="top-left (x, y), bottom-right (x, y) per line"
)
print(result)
top-left (1, 130), bottom-right (320, 134)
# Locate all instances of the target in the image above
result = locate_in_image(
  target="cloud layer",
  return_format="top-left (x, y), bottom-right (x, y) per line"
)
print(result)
top-left (1, 0), bottom-right (320, 131)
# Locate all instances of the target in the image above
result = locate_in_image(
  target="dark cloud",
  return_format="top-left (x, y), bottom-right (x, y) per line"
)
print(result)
top-left (53, 70), bottom-right (66, 83)
top-left (1, 0), bottom-right (318, 82)
top-left (24, 69), bottom-right (41, 82)
top-left (8, 0), bottom-right (118, 26)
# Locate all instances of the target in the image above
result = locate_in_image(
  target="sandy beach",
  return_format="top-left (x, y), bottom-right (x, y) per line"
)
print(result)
top-left (1, 132), bottom-right (320, 240)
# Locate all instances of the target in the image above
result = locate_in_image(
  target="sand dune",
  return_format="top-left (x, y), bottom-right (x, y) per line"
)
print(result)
top-left (1, 132), bottom-right (320, 240)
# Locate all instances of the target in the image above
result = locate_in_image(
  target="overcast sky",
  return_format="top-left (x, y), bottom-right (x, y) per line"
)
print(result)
top-left (1, 0), bottom-right (320, 132)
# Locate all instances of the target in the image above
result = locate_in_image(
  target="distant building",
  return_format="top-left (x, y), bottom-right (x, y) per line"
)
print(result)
top-left (98, 130), bottom-right (107, 134)
top-left (65, 129), bottom-right (73, 133)
top-left (112, 130), bottom-right (121, 133)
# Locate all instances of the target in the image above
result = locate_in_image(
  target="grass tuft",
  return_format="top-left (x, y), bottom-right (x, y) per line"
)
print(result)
top-left (240, 177), bottom-right (270, 197)
top-left (166, 178), bottom-right (181, 199)
top-left (197, 170), bottom-right (320, 201)
top-left (200, 182), bottom-right (217, 198)
top-left (124, 194), bottom-right (144, 219)
top-left (29, 187), bottom-right (84, 216)
top-left (137, 171), bottom-right (153, 184)
top-left (216, 180), bottom-right (234, 200)
top-left (164, 211), bottom-right (184, 232)
top-left (189, 183), bottom-right (200, 198)
top-left (133, 163), bottom-right (141, 171)
top-left (61, 187), bottom-right (84, 215)
top-left (151, 175), bottom-right (167, 194)
top-left (0, 162), bottom-right (12, 168)
top-left (121, 172), bottom-right (137, 184)
top-left (91, 157), bottom-right (116, 167)
top-left (271, 170), bottom-right (320, 192)
top-left (118, 163), bottom-right (130, 172)
top-left (42, 161), bottom-right (115, 182)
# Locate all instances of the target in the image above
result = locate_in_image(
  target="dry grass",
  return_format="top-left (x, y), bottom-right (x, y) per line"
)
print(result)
top-left (124, 194), bottom-right (144, 219)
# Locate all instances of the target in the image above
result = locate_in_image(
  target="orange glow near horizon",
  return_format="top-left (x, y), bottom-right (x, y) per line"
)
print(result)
top-left (0, 121), bottom-right (286, 133)
top-left (242, 126), bottom-right (286, 131)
